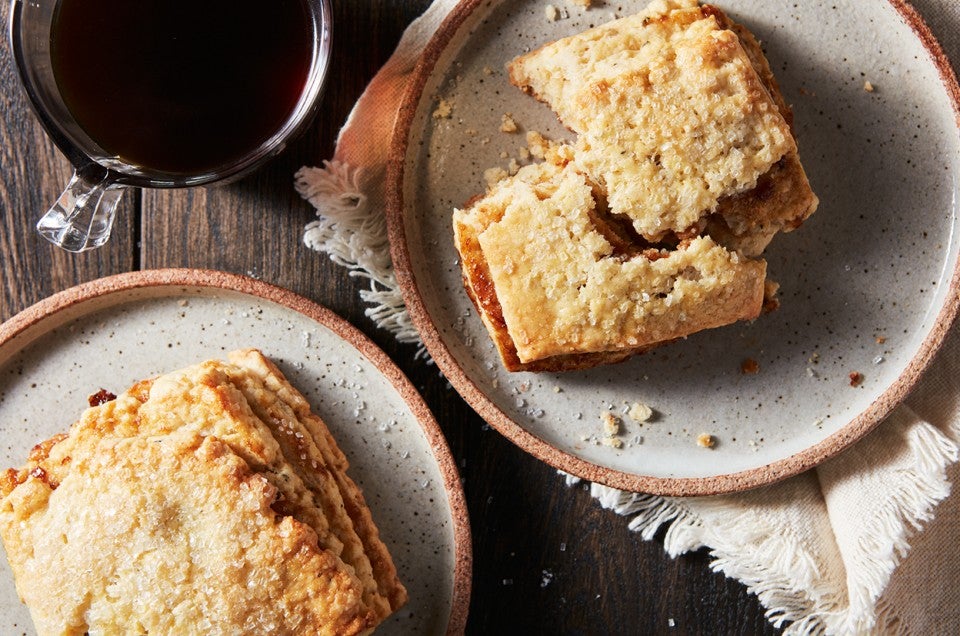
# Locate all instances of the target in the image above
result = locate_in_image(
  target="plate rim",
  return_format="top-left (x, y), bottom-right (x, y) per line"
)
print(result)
top-left (385, 0), bottom-right (960, 496)
top-left (0, 268), bottom-right (473, 635)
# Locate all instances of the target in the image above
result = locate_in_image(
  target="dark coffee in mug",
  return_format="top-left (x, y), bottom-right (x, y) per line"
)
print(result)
top-left (50, 0), bottom-right (314, 176)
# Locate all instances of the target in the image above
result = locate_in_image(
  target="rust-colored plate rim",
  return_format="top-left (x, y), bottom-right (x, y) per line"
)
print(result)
top-left (0, 268), bottom-right (472, 634)
top-left (385, 0), bottom-right (960, 497)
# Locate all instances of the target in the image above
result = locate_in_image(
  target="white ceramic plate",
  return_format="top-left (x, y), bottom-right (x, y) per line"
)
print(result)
top-left (387, 0), bottom-right (960, 495)
top-left (0, 270), bottom-right (470, 635)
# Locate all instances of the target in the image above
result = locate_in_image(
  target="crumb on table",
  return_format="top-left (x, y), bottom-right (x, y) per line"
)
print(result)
top-left (500, 113), bottom-right (519, 133)
top-left (545, 4), bottom-right (559, 21)
top-left (697, 433), bottom-right (716, 449)
top-left (864, 81), bottom-right (875, 93)
top-left (849, 371), bottom-right (864, 387)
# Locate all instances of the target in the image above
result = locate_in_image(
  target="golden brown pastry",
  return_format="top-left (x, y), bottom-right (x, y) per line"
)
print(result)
top-left (508, 0), bottom-right (818, 252)
top-left (454, 157), bottom-right (766, 371)
top-left (453, 0), bottom-right (816, 372)
top-left (0, 350), bottom-right (406, 635)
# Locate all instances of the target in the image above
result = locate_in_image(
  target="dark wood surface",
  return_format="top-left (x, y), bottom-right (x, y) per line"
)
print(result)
top-left (0, 1), bottom-right (792, 634)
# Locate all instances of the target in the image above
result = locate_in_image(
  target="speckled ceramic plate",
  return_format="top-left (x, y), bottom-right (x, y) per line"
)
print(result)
top-left (0, 270), bottom-right (470, 635)
top-left (387, 0), bottom-right (960, 495)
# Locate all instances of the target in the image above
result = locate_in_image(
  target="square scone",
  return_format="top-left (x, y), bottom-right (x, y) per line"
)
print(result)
top-left (0, 350), bottom-right (406, 635)
top-left (454, 157), bottom-right (766, 372)
top-left (509, 0), bottom-right (818, 253)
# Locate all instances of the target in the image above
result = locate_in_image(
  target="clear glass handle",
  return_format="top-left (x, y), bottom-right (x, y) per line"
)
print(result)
top-left (36, 163), bottom-right (124, 252)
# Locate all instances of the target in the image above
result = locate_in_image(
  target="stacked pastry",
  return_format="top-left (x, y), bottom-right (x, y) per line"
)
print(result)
top-left (453, 0), bottom-right (818, 372)
top-left (0, 349), bottom-right (406, 635)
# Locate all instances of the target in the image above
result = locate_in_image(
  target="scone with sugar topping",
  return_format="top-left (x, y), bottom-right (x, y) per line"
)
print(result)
top-left (509, 0), bottom-right (817, 254)
top-left (453, 0), bottom-right (817, 372)
top-left (0, 350), bottom-right (406, 635)
top-left (454, 156), bottom-right (766, 372)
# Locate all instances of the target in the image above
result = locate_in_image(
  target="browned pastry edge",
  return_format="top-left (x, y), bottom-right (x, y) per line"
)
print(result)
top-left (229, 350), bottom-right (408, 614)
top-left (507, 3), bottom-right (818, 257)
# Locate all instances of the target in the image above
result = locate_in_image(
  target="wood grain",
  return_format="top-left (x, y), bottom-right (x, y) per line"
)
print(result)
top-left (0, 2), bottom-right (135, 323)
top-left (0, 0), bottom-right (782, 633)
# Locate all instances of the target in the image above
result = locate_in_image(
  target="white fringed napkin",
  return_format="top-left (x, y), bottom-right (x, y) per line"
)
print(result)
top-left (295, 1), bottom-right (960, 632)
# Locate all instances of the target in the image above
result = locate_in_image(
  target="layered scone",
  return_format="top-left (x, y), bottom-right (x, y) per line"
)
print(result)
top-left (508, 0), bottom-right (818, 255)
top-left (454, 0), bottom-right (817, 372)
top-left (454, 157), bottom-right (766, 372)
top-left (0, 350), bottom-right (406, 635)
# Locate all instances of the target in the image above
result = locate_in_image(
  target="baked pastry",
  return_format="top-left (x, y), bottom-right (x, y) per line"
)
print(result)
top-left (509, 0), bottom-right (818, 255)
top-left (453, 0), bottom-right (816, 372)
top-left (454, 156), bottom-right (766, 371)
top-left (0, 350), bottom-right (406, 635)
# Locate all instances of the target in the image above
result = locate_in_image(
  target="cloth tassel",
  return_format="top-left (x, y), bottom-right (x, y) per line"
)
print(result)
top-left (296, 161), bottom-right (414, 338)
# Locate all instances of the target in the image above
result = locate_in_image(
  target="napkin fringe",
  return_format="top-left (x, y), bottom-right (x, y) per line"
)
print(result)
top-left (849, 421), bottom-right (958, 635)
top-left (296, 161), bottom-right (422, 345)
top-left (588, 481), bottom-right (840, 634)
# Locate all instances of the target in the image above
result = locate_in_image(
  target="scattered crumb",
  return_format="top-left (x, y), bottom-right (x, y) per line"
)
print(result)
top-left (500, 113), bottom-right (519, 133)
top-left (806, 367), bottom-right (818, 378)
top-left (876, 336), bottom-right (887, 344)
top-left (872, 355), bottom-right (885, 365)
top-left (526, 130), bottom-right (552, 159)
top-left (465, 128), bottom-right (478, 137)
top-left (519, 381), bottom-right (531, 393)
top-left (762, 280), bottom-right (781, 314)
top-left (553, 385), bottom-right (563, 393)
top-left (518, 146), bottom-right (531, 161)
top-left (480, 137), bottom-right (491, 145)
top-left (864, 81), bottom-right (875, 93)
top-left (601, 436), bottom-right (624, 449)
top-left (668, 618), bottom-right (676, 628)
top-left (697, 433), bottom-right (716, 449)
top-left (600, 410), bottom-right (620, 436)
top-left (740, 358), bottom-right (760, 375)
top-left (484, 167), bottom-right (509, 187)
top-left (560, 542), bottom-right (567, 552)
top-left (545, 3), bottom-right (559, 21)
top-left (432, 98), bottom-right (453, 119)
top-left (178, 299), bottom-right (189, 307)
top-left (569, 0), bottom-right (591, 6)
top-left (849, 371), bottom-right (864, 387)
top-left (812, 417), bottom-right (824, 428)
top-left (628, 402), bottom-right (653, 423)
top-left (747, 440), bottom-right (759, 452)
top-left (809, 352), bottom-right (820, 364)
top-left (508, 158), bottom-right (521, 175)
top-left (541, 570), bottom-right (554, 588)
top-left (500, 150), bottom-right (509, 159)
top-left (482, 66), bottom-right (494, 75)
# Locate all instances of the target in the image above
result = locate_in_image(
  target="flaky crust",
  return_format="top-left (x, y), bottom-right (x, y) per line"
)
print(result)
top-left (454, 160), bottom-right (765, 370)
top-left (452, 1), bottom-right (817, 372)
top-left (0, 351), bottom-right (406, 635)
top-left (509, 0), bottom-right (799, 241)
top-left (508, 0), bottom-right (818, 255)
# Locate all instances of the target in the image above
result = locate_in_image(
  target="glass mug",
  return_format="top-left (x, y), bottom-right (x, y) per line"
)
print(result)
top-left (9, 0), bottom-right (332, 252)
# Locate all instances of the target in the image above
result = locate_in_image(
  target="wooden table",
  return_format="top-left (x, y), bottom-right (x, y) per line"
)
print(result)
top-left (0, 2), bottom-right (817, 633)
